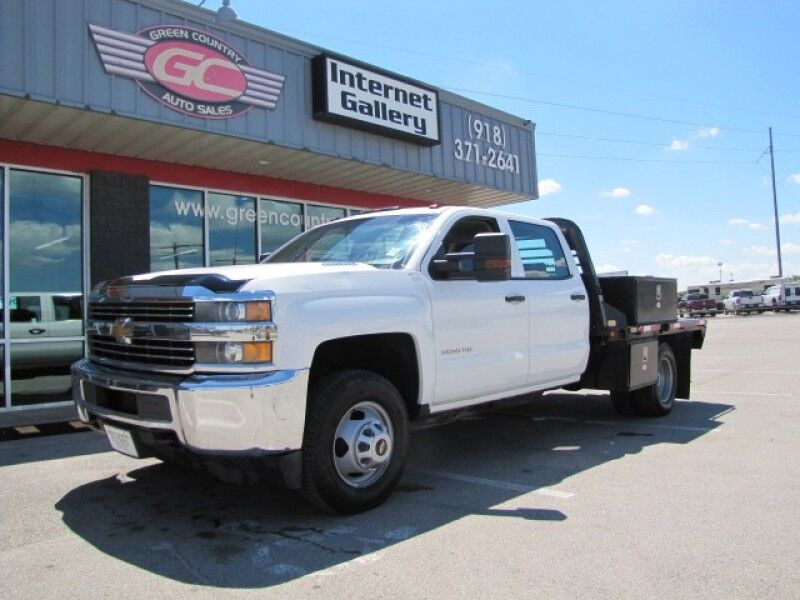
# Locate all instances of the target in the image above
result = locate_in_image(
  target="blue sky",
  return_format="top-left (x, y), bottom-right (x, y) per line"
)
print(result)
top-left (224, 0), bottom-right (800, 288)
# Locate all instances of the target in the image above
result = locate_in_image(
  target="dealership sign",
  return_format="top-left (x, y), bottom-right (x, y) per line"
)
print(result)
top-left (312, 55), bottom-right (440, 146)
top-left (89, 24), bottom-right (285, 119)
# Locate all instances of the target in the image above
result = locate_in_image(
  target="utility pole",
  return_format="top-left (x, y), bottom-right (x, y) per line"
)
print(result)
top-left (768, 127), bottom-right (783, 278)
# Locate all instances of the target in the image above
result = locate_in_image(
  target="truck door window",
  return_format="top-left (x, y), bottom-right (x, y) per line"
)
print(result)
top-left (53, 295), bottom-right (83, 321)
top-left (430, 216), bottom-right (499, 280)
top-left (10, 295), bottom-right (42, 323)
top-left (509, 221), bottom-right (570, 280)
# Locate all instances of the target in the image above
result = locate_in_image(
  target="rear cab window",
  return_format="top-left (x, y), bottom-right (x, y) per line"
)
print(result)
top-left (508, 220), bottom-right (571, 280)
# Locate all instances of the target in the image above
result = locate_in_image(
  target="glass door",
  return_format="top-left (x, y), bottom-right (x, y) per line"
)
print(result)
top-left (4, 168), bottom-right (85, 408)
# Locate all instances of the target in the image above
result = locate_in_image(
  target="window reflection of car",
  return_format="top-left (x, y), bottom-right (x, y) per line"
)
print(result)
top-left (9, 292), bottom-right (83, 371)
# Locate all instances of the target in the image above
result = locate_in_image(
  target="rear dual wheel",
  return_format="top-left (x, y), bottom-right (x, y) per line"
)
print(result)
top-left (610, 343), bottom-right (677, 417)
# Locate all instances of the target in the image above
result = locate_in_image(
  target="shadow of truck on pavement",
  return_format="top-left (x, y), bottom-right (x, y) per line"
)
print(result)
top-left (55, 391), bottom-right (732, 588)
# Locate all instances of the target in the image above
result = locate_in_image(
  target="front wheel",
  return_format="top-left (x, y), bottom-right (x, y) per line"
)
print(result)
top-left (301, 370), bottom-right (409, 514)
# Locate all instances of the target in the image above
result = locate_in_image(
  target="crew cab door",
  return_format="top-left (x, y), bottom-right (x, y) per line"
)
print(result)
top-left (424, 215), bottom-right (529, 408)
top-left (507, 220), bottom-right (590, 386)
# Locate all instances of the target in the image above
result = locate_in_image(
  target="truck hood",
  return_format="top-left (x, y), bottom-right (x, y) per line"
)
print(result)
top-left (111, 262), bottom-right (382, 292)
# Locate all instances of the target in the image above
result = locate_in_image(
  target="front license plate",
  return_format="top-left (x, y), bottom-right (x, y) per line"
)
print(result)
top-left (104, 423), bottom-right (140, 458)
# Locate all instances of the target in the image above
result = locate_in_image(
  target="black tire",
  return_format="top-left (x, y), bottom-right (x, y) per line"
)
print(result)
top-left (633, 343), bottom-right (678, 417)
top-left (610, 390), bottom-right (639, 416)
top-left (301, 370), bottom-right (409, 514)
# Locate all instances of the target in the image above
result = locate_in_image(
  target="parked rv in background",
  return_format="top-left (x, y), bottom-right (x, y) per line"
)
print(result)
top-left (763, 283), bottom-right (800, 311)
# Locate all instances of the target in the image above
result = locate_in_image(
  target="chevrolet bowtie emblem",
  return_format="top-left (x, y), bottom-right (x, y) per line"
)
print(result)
top-left (111, 318), bottom-right (135, 345)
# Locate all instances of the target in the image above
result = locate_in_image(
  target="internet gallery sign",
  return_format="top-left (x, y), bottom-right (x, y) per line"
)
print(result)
top-left (312, 55), bottom-right (440, 146)
top-left (88, 24), bottom-right (285, 119)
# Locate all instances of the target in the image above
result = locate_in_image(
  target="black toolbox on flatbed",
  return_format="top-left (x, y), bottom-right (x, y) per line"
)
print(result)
top-left (598, 276), bottom-right (678, 325)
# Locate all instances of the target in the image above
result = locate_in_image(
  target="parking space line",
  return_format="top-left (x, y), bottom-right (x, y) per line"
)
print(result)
top-left (695, 369), bottom-right (800, 376)
top-left (693, 390), bottom-right (792, 397)
top-left (413, 467), bottom-right (575, 498)
top-left (529, 416), bottom-right (719, 433)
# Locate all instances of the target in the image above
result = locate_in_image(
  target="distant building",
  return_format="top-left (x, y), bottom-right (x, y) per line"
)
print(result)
top-left (684, 276), bottom-right (795, 306)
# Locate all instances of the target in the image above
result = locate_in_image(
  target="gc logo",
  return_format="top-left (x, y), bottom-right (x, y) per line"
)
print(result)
top-left (144, 41), bottom-right (247, 103)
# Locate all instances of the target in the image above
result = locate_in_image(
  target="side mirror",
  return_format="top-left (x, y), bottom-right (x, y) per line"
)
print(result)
top-left (472, 233), bottom-right (512, 281)
top-left (432, 233), bottom-right (512, 281)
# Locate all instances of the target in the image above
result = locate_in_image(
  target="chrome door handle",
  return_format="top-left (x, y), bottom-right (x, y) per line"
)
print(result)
top-left (570, 293), bottom-right (586, 301)
top-left (28, 328), bottom-right (47, 335)
top-left (505, 295), bottom-right (526, 303)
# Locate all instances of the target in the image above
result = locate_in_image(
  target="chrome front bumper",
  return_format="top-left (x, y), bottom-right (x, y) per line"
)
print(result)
top-left (72, 359), bottom-right (309, 455)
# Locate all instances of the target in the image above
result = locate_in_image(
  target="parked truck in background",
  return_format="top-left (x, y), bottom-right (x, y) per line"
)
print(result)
top-left (72, 207), bottom-right (706, 513)
top-left (678, 292), bottom-right (717, 317)
top-left (723, 289), bottom-right (763, 315)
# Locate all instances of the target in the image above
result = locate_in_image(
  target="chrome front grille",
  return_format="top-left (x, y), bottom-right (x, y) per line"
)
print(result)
top-left (88, 334), bottom-right (195, 369)
top-left (88, 300), bottom-right (195, 323)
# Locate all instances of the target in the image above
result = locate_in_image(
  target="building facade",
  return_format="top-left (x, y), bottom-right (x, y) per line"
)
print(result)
top-left (0, 0), bottom-right (538, 426)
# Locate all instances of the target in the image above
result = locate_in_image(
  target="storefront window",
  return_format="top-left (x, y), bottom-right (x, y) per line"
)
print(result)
top-left (10, 341), bottom-right (84, 406)
top-left (8, 169), bottom-right (84, 407)
top-left (259, 199), bottom-right (303, 255)
top-left (149, 185), bottom-right (204, 272)
top-left (9, 170), bottom-right (83, 338)
top-left (208, 193), bottom-right (257, 265)
top-left (306, 204), bottom-right (346, 229)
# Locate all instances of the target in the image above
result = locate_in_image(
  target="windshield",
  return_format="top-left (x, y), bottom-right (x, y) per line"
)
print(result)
top-left (267, 214), bottom-right (438, 268)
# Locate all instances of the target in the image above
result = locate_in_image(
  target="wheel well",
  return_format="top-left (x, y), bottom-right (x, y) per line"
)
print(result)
top-left (309, 333), bottom-right (421, 419)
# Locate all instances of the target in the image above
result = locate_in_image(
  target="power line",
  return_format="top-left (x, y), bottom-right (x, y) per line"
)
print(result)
top-left (537, 152), bottom-right (757, 165)
top-left (280, 28), bottom-right (800, 122)
top-left (446, 88), bottom-right (765, 134)
top-left (284, 27), bottom-right (800, 138)
top-left (537, 131), bottom-right (762, 151)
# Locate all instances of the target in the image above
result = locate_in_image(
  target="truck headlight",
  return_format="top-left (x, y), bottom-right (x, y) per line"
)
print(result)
top-left (196, 341), bottom-right (273, 364)
top-left (195, 300), bottom-right (272, 322)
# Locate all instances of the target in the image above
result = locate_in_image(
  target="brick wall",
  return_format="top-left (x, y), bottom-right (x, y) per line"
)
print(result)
top-left (89, 170), bottom-right (150, 287)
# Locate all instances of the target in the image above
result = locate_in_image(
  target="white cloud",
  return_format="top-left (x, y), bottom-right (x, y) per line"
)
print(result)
top-left (656, 253), bottom-right (718, 269)
top-left (601, 187), bottom-right (631, 198)
top-left (747, 243), bottom-right (800, 256)
top-left (667, 139), bottom-right (689, 151)
top-left (596, 264), bottom-right (621, 273)
top-left (538, 178), bottom-right (562, 197)
top-left (780, 212), bottom-right (800, 225)
top-left (788, 173), bottom-right (800, 185)
top-left (728, 217), bottom-right (765, 230)
top-left (748, 245), bottom-right (775, 256)
top-left (635, 204), bottom-right (655, 216)
top-left (697, 126), bottom-right (720, 138)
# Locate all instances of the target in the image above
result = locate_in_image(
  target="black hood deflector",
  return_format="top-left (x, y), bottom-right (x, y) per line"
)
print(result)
top-left (106, 273), bottom-right (250, 294)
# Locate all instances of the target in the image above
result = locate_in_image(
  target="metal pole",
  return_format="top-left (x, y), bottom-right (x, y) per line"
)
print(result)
top-left (768, 127), bottom-right (783, 278)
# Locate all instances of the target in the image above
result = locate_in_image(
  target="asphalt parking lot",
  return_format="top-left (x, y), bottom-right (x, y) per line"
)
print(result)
top-left (1, 313), bottom-right (798, 599)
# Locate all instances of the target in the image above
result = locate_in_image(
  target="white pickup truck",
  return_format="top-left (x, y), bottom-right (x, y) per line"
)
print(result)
top-left (722, 289), bottom-right (763, 315)
top-left (72, 207), bottom-right (705, 513)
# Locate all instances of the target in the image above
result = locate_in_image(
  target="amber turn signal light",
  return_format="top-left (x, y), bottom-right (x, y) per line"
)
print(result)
top-left (243, 341), bottom-right (273, 363)
top-left (245, 301), bottom-right (272, 321)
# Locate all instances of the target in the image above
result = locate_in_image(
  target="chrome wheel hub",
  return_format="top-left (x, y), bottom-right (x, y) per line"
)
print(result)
top-left (333, 401), bottom-right (394, 488)
top-left (657, 356), bottom-right (674, 407)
